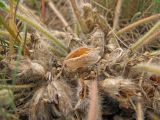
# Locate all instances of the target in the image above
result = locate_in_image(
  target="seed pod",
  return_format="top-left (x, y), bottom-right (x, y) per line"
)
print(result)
top-left (64, 47), bottom-right (101, 71)
top-left (100, 78), bottom-right (137, 108)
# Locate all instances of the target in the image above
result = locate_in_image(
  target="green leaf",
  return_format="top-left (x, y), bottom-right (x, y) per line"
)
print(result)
top-left (155, 0), bottom-right (160, 3)
top-left (0, 0), bottom-right (6, 10)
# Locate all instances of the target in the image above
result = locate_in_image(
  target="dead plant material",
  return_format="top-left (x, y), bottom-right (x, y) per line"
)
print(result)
top-left (0, 89), bottom-right (13, 106)
top-left (87, 80), bottom-right (101, 120)
top-left (6, 58), bottom-right (46, 79)
top-left (100, 78), bottom-right (137, 108)
top-left (64, 47), bottom-right (101, 71)
top-left (29, 77), bottom-right (74, 120)
top-left (113, 0), bottom-right (123, 30)
top-left (150, 75), bottom-right (160, 84)
top-left (115, 14), bottom-right (160, 36)
top-left (0, 0), bottom-right (160, 120)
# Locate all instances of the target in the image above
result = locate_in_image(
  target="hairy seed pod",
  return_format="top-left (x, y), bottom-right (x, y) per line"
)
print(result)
top-left (100, 78), bottom-right (137, 108)
top-left (64, 47), bottom-right (101, 71)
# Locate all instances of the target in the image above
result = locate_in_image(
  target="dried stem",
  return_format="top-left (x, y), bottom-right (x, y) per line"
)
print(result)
top-left (130, 21), bottom-right (160, 52)
top-left (134, 63), bottom-right (160, 74)
top-left (48, 0), bottom-right (72, 32)
top-left (0, 84), bottom-right (35, 89)
top-left (41, 0), bottom-right (46, 21)
top-left (115, 14), bottom-right (160, 36)
top-left (16, 13), bottom-right (68, 55)
top-left (4, 5), bottom-right (68, 56)
top-left (69, 0), bottom-right (89, 33)
top-left (87, 80), bottom-right (99, 120)
top-left (136, 93), bottom-right (143, 120)
top-left (113, 0), bottom-right (123, 30)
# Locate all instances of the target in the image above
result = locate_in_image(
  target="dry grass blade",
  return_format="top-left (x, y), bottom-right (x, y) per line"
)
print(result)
top-left (3, 4), bottom-right (69, 55)
top-left (0, 84), bottom-right (35, 89)
top-left (130, 21), bottom-right (160, 52)
top-left (134, 63), bottom-right (160, 74)
top-left (115, 14), bottom-right (160, 36)
top-left (16, 12), bottom-right (68, 55)
top-left (0, 15), bottom-right (29, 56)
top-left (48, 0), bottom-right (72, 32)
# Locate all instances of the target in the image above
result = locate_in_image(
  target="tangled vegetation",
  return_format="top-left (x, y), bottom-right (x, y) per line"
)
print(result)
top-left (0, 0), bottom-right (160, 120)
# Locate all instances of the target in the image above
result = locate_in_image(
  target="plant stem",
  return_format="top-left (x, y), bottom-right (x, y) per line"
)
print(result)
top-left (41, 0), bottom-right (46, 21)
top-left (16, 12), bottom-right (68, 55)
top-left (113, 0), bottom-right (123, 30)
top-left (48, 0), bottom-right (72, 32)
top-left (87, 79), bottom-right (100, 120)
top-left (0, 84), bottom-right (35, 89)
top-left (69, 0), bottom-right (89, 33)
top-left (116, 14), bottom-right (160, 36)
top-left (130, 21), bottom-right (160, 52)
top-left (136, 93), bottom-right (143, 120)
top-left (134, 63), bottom-right (160, 74)
top-left (3, 4), bottom-right (69, 56)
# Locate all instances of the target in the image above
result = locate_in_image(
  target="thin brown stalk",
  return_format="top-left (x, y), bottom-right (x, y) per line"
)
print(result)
top-left (69, 0), bottom-right (89, 33)
top-left (87, 80), bottom-right (99, 120)
top-left (41, 0), bottom-right (46, 21)
top-left (113, 0), bottom-right (123, 30)
top-left (48, 0), bottom-right (72, 32)
top-left (115, 14), bottom-right (160, 36)
top-left (136, 93), bottom-right (143, 120)
top-left (130, 21), bottom-right (160, 52)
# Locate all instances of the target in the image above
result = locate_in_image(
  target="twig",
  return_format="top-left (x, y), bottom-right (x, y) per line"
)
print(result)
top-left (130, 21), bottom-right (160, 52)
top-left (115, 14), bottom-right (160, 36)
top-left (113, 0), bottom-right (123, 30)
top-left (41, 0), bottom-right (46, 21)
top-left (48, 0), bottom-right (72, 32)
top-left (87, 80), bottom-right (99, 120)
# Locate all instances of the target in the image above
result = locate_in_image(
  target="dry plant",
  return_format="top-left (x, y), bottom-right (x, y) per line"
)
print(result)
top-left (0, 0), bottom-right (160, 120)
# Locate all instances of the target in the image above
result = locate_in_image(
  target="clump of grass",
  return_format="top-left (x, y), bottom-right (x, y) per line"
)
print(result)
top-left (0, 0), bottom-right (160, 120)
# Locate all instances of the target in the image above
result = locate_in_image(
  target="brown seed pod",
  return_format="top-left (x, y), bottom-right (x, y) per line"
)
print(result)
top-left (64, 47), bottom-right (101, 71)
